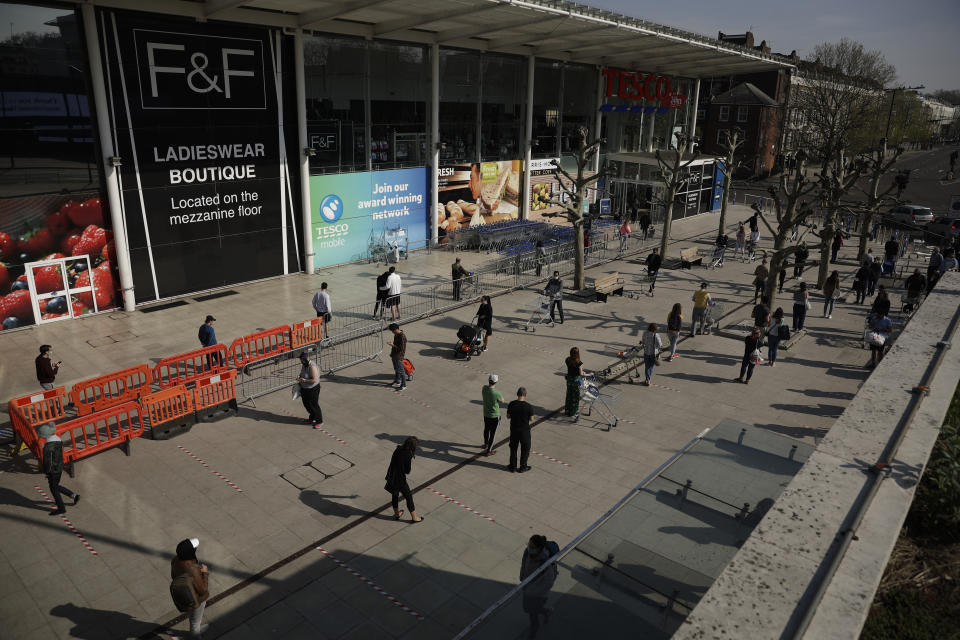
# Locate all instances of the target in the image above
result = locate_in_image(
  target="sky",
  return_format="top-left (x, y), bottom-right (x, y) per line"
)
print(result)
top-left (590, 0), bottom-right (960, 93)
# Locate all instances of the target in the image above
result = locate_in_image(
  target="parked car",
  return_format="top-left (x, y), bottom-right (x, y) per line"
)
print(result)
top-left (925, 216), bottom-right (960, 241)
top-left (887, 204), bottom-right (934, 225)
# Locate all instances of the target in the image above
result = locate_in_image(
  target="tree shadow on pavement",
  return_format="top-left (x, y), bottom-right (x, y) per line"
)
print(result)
top-left (785, 388), bottom-right (856, 401)
top-left (754, 422), bottom-right (829, 442)
top-left (769, 403), bottom-right (845, 418)
top-left (660, 372), bottom-right (730, 385)
top-left (51, 603), bottom-right (158, 639)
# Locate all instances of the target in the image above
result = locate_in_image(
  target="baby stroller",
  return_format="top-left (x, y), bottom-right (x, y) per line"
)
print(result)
top-left (454, 322), bottom-right (485, 360)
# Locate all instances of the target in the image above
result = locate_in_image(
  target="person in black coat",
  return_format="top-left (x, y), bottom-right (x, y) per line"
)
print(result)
top-left (43, 434), bottom-right (79, 515)
top-left (735, 328), bottom-right (763, 384)
top-left (477, 295), bottom-right (493, 351)
top-left (385, 437), bottom-right (423, 522)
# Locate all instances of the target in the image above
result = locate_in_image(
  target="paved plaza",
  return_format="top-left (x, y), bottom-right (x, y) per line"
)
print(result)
top-left (0, 206), bottom-right (914, 639)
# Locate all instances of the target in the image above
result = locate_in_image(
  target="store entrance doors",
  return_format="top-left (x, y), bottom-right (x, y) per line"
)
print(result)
top-left (25, 255), bottom-right (100, 324)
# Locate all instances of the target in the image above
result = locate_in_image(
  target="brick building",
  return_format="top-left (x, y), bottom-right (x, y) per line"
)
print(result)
top-left (702, 82), bottom-right (782, 177)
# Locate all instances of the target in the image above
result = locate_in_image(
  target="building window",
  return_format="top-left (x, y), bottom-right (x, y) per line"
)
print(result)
top-left (718, 106), bottom-right (729, 122)
top-left (737, 106), bottom-right (749, 123)
top-left (717, 129), bottom-right (726, 145)
top-left (697, 108), bottom-right (706, 121)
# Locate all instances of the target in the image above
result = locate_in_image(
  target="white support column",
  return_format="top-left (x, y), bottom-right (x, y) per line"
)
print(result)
top-left (593, 67), bottom-right (603, 173)
top-left (644, 110), bottom-right (655, 152)
top-left (522, 54), bottom-right (534, 220)
top-left (687, 78), bottom-right (701, 153)
top-left (81, 3), bottom-right (135, 312)
top-left (430, 43), bottom-right (440, 246)
top-left (294, 30), bottom-right (314, 273)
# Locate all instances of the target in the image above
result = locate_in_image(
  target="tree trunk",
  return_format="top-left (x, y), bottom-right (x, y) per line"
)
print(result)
top-left (857, 209), bottom-right (874, 261)
top-left (573, 221), bottom-right (585, 291)
top-left (817, 222), bottom-right (834, 289)
top-left (659, 187), bottom-right (677, 259)
top-left (719, 174), bottom-right (731, 238)
top-left (765, 235), bottom-right (788, 310)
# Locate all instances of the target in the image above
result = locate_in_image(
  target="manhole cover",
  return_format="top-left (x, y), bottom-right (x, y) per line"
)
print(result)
top-left (281, 453), bottom-right (354, 490)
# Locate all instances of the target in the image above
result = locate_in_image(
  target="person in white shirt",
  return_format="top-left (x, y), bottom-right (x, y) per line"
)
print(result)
top-left (382, 267), bottom-right (402, 321)
top-left (311, 282), bottom-right (332, 339)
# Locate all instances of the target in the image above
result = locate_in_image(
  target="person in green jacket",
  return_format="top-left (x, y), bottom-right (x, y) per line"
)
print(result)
top-left (481, 374), bottom-right (504, 455)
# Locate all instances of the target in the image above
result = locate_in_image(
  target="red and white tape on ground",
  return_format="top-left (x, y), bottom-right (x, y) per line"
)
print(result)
top-left (177, 446), bottom-right (243, 493)
top-left (33, 484), bottom-right (98, 556)
top-left (425, 487), bottom-right (496, 523)
top-left (532, 450), bottom-right (570, 467)
top-left (392, 388), bottom-right (432, 409)
top-left (650, 382), bottom-right (681, 393)
top-left (316, 547), bottom-right (424, 620)
top-left (280, 409), bottom-right (348, 444)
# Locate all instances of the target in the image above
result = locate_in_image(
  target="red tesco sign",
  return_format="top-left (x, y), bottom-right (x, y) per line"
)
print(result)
top-left (602, 69), bottom-right (687, 108)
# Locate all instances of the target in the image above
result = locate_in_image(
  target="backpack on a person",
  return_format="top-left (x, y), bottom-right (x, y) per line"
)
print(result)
top-left (778, 324), bottom-right (791, 341)
top-left (170, 573), bottom-right (200, 612)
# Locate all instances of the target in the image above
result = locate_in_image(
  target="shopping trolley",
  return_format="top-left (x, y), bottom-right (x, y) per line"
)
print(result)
top-left (600, 344), bottom-right (642, 380)
top-left (577, 378), bottom-right (621, 428)
top-left (524, 294), bottom-right (555, 332)
top-left (702, 301), bottom-right (724, 335)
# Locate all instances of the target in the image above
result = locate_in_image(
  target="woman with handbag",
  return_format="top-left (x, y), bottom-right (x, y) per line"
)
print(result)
top-left (793, 281), bottom-right (809, 330)
top-left (640, 323), bottom-right (662, 387)
top-left (735, 328), bottom-right (764, 384)
top-left (823, 271), bottom-right (841, 318)
top-left (766, 308), bottom-right (787, 366)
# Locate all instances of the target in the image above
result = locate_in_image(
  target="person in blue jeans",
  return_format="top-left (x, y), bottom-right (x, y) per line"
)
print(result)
top-left (822, 271), bottom-right (840, 318)
top-left (736, 328), bottom-right (763, 384)
top-left (766, 308), bottom-right (785, 366)
top-left (640, 323), bottom-right (662, 386)
top-left (867, 312), bottom-right (892, 368)
top-left (792, 282), bottom-right (809, 330)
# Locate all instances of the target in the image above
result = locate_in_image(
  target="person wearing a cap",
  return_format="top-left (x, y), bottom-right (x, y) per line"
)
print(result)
top-left (198, 315), bottom-right (224, 368)
top-left (297, 352), bottom-right (323, 427)
top-left (481, 374), bottom-right (504, 455)
top-left (170, 538), bottom-right (210, 637)
top-left (42, 431), bottom-right (79, 515)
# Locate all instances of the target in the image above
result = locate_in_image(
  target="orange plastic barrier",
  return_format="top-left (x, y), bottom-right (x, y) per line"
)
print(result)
top-left (69, 364), bottom-right (152, 416)
top-left (193, 370), bottom-right (239, 422)
top-left (291, 317), bottom-right (324, 348)
top-left (153, 344), bottom-right (229, 389)
top-left (142, 385), bottom-right (195, 439)
top-left (54, 401), bottom-right (145, 476)
top-left (8, 387), bottom-right (68, 459)
top-left (229, 325), bottom-right (291, 368)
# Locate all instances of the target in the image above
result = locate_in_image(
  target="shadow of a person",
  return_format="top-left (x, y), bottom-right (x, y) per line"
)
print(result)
top-left (50, 602), bottom-right (158, 639)
top-left (299, 490), bottom-right (378, 519)
top-left (0, 487), bottom-right (48, 511)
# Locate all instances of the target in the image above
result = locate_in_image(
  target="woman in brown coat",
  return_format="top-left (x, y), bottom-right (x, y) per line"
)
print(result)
top-left (170, 538), bottom-right (209, 637)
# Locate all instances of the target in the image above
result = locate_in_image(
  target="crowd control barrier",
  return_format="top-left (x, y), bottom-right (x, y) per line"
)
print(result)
top-left (69, 364), bottom-right (152, 416)
top-left (142, 385), bottom-right (195, 440)
top-left (54, 401), bottom-right (145, 476)
top-left (291, 317), bottom-right (324, 349)
top-left (193, 370), bottom-right (239, 422)
top-left (229, 325), bottom-right (291, 369)
top-left (153, 344), bottom-right (229, 389)
top-left (8, 387), bottom-right (69, 461)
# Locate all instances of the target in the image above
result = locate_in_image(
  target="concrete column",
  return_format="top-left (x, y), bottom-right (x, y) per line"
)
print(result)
top-left (430, 43), bottom-right (440, 246)
top-left (81, 3), bottom-right (135, 312)
top-left (294, 30), bottom-right (314, 273)
top-left (644, 110), bottom-right (656, 152)
top-left (687, 78), bottom-right (701, 153)
top-left (364, 45), bottom-right (372, 171)
top-left (522, 54), bottom-right (534, 220)
top-left (593, 67), bottom-right (603, 173)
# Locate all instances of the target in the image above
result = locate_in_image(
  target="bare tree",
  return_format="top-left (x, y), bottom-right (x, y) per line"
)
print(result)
top-left (754, 151), bottom-right (819, 309)
top-left (549, 125), bottom-right (604, 290)
top-left (853, 144), bottom-right (903, 261)
top-left (654, 132), bottom-right (700, 259)
top-left (716, 128), bottom-right (745, 238)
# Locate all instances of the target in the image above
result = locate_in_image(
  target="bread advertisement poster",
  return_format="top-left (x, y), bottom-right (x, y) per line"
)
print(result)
top-left (436, 160), bottom-right (521, 240)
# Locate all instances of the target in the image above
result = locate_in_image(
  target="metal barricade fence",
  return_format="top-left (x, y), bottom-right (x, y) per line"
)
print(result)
top-left (237, 350), bottom-right (308, 403)
top-left (319, 324), bottom-right (385, 375)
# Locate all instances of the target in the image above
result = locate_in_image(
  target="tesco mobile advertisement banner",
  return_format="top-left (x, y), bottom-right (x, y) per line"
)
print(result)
top-left (99, 10), bottom-right (301, 302)
top-left (309, 169), bottom-right (429, 267)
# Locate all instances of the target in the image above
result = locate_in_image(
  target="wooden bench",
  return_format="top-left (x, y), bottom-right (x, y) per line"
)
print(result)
top-left (679, 247), bottom-right (702, 269)
top-left (593, 272), bottom-right (625, 302)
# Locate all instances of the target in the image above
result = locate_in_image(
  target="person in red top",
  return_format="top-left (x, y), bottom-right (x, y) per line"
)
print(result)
top-left (35, 344), bottom-right (61, 390)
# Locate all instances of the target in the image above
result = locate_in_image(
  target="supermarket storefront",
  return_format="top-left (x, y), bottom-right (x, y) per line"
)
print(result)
top-left (0, 0), bottom-right (788, 328)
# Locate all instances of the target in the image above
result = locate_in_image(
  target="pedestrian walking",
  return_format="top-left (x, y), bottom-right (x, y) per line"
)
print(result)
top-left (753, 258), bottom-right (769, 302)
top-left (373, 269), bottom-right (390, 319)
top-left (535, 240), bottom-right (546, 277)
top-left (735, 225), bottom-right (746, 258)
top-left (169, 538), bottom-right (209, 638)
top-left (618, 219), bottom-right (631, 253)
top-left (823, 271), bottom-right (840, 318)
top-left (452, 257), bottom-right (470, 301)
top-left (884, 237), bottom-right (900, 268)
top-left (792, 281), bottom-right (809, 330)
top-left (690, 283), bottom-right (711, 336)
top-left (42, 433), bottom-right (79, 515)
top-left (519, 534), bottom-right (559, 638)
top-left (297, 352), bottom-right (323, 427)
top-left (853, 263), bottom-right (869, 304)
top-left (639, 323), bottom-right (661, 386)
top-left (312, 282), bottom-right (332, 339)
top-left (382, 267), bottom-right (402, 320)
top-left (831, 232), bottom-right (844, 263)
top-left (639, 211), bottom-right (652, 240)
top-left (871, 285), bottom-right (891, 318)
top-left (385, 437), bottom-right (423, 522)
top-left (645, 248), bottom-right (662, 295)
top-left (666, 303), bottom-right (682, 361)
top-left (545, 271), bottom-right (564, 324)
top-left (862, 248), bottom-right (875, 270)
top-left (36, 344), bottom-right (61, 390)
top-left (735, 327), bottom-right (763, 384)
top-left (903, 269), bottom-right (926, 312)
top-left (866, 312), bottom-right (892, 368)
top-left (477, 295), bottom-right (493, 352)
top-left (752, 296), bottom-right (770, 340)
top-left (867, 257), bottom-right (882, 296)
top-left (563, 347), bottom-right (591, 419)
top-left (481, 374), bottom-right (503, 455)
top-left (927, 247), bottom-right (942, 289)
top-left (766, 308), bottom-right (786, 366)
top-left (198, 315), bottom-right (224, 368)
top-left (388, 323), bottom-right (408, 391)
top-left (748, 228), bottom-right (761, 259)
top-left (507, 387), bottom-right (534, 472)
top-left (793, 244), bottom-right (809, 279)
top-left (778, 264), bottom-right (786, 293)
